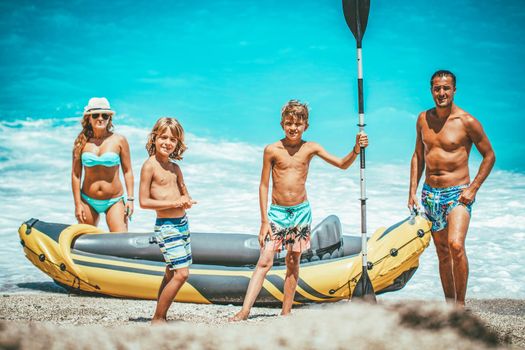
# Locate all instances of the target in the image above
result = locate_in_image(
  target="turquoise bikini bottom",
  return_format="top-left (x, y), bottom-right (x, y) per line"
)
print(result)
top-left (81, 192), bottom-right (125, 214)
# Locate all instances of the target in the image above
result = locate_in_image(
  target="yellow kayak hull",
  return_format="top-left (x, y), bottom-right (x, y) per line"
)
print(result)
top-left (18, 215), bottom-right (431, 305)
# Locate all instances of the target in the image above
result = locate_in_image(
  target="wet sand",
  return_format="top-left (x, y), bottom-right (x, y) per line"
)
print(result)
top-left (0, 294), bottom-right (523, 349)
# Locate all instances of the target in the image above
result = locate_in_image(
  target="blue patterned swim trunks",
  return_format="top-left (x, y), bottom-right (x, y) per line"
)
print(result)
top-left (155, 216), bottom-right (192, 270)
top-left (421, 183), bottom-right (473, 232)
top-left (267, 201), bottom-right (312, 253)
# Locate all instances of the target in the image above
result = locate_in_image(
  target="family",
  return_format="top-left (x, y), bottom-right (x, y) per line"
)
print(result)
top-left (71, 70), bottom-right (495, 323)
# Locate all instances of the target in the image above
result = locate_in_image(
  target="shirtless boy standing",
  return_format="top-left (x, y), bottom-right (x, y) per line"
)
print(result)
top-left (408, 70), bottom-right (495, 307)
top-left (230, 100), bottom-right (368, 320)
top-left (139, 117), bottom-right (196, 323)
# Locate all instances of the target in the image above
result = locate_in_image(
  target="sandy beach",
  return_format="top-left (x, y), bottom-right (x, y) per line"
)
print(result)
top-left (1, 291), bottom-right (523, 349)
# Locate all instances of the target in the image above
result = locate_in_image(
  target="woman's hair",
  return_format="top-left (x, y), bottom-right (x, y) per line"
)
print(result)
top-left (146, 117), bottom-right (187, 160)
top-left (281, 99), bottom-right (309, 123)
top-left (73, 114), bottom-right (114, 157)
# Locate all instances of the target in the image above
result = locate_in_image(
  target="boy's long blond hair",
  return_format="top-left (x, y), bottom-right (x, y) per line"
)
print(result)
top-left (73, 114), bottom-right (114, 157)
top-left (146, 117), bottom-right (187, 160)
top-left (281, 99), bottom-right (309, 123)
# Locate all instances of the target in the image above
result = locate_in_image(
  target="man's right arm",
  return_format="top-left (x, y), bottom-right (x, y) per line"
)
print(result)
top-left (408, 114), bottom-right (425, 210)
top-left (258, 146), bottom-right (273, 247)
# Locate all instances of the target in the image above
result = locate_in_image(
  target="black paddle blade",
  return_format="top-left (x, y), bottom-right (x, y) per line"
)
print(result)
top-left (352, 268), bottom-right (377, 302)
top-left (342, 0), bottom-right (371, 45)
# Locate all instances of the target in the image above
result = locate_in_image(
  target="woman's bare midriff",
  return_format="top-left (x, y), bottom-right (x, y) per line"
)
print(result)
top-left (82, 167), bottom-right (123, 199)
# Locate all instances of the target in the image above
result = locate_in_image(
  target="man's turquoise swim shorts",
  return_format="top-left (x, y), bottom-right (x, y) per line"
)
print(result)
top-left (421, 183), bottom-right (473, 232)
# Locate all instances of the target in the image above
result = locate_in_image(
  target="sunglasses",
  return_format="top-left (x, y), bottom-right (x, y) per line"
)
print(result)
top-left (91, 113), bottom-right (111, 120)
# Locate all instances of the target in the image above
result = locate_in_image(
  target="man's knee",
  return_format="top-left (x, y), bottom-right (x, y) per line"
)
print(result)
top-left (433, 237), bottom-right (449, 255)
top-left (448, 239), bottom-right (465, 258)
top-left (436, 250), bottom-right (451, 265)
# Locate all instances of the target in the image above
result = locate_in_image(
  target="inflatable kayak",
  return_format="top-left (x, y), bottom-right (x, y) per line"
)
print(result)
top-left (18, 214), bottom-right (431, 305)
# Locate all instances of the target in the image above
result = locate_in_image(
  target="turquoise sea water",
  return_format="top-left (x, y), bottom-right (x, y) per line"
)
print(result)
top-left (0, 119), bottom-right (524, 299)
top-left (1, 1), bottom-right (524, 299)
top-left (1, 0), bottom-right (523, 170)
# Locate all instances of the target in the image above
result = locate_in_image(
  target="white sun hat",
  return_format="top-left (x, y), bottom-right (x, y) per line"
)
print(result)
top-left (83, 97), bottom-right (115, 115)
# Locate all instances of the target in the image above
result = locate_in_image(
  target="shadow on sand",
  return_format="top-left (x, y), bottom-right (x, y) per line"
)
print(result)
top-left (16, 282), bottom-right (68, 294)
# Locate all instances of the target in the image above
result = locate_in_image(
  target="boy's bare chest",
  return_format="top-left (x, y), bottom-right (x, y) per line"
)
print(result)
top-left (153, 167), bottom-right (178, 187)
top-left (273, 149), bottom-right (310, 170)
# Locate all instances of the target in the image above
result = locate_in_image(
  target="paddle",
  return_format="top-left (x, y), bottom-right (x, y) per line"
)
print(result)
top-left (342, 0), bottom-right (376, 302)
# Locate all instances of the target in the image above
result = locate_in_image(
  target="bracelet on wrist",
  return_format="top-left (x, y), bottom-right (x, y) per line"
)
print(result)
top-left (127, 197), bottom-right (134, 201)
top-left (353, 147), bottom-right (360, 155)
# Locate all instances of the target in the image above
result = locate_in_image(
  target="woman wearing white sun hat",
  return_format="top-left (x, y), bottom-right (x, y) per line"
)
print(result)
top-left (71, 97), bottom-right (134, 232)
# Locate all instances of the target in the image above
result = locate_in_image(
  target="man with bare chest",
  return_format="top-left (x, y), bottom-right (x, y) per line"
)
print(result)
top-left (408, 70), bottom-right (495, 307)
top-left (230, 100), bottom-right (368, 320)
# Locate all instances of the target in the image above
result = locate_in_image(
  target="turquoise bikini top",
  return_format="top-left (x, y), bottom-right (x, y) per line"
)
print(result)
top-left (81, 152), bottom-right (121, 168)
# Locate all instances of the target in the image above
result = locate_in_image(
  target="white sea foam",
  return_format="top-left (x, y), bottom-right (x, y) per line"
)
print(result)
top-left (1, 118), bottom-right (524, 299)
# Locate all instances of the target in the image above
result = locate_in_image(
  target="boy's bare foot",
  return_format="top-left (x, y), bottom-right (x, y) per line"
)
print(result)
top-left (151, 317), bottom-right (167, 325)
top-left (228, 310), bottom-right (249, 322)
top-left (280, 311), bottom-right (292, 317)
top-left (455, 302), bottom-right (466, 309)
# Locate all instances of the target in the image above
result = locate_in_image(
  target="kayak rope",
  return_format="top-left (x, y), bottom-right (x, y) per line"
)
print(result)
top-left (22, 242), bottom-right (100, 291)
top-left (328, 227), bottom-right (431, 296)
